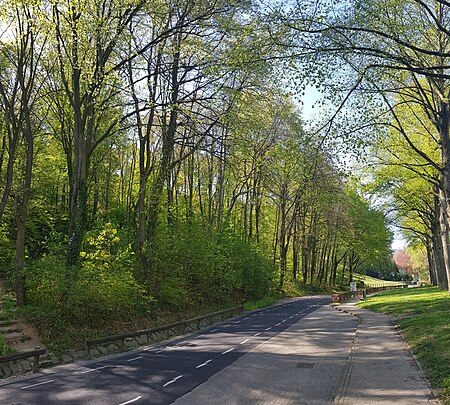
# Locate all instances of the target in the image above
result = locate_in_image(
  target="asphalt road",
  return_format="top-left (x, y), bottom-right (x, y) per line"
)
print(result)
top-left (0, 296), bottom-right (330, 405)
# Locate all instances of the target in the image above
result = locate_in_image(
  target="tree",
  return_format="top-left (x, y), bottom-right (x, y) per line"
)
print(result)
top-left (0, 1), bottom-right (47, 305)
top-left (49, 0), bottom-right (146, 278)
top-left (279, 0), bottom-right (450, 290)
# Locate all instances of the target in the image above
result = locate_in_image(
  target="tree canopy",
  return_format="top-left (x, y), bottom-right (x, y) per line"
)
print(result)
top-left (0, 0), bottom-right (399, 340)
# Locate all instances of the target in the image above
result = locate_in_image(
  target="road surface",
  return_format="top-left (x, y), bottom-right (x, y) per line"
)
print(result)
top-left (0, 296), bottom-right (337, 405)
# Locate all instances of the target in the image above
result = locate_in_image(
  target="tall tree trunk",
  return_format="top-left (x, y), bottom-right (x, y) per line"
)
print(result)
top-left (292, 217), bottom-right (299, 281)
top-left (0, 114), bottom-right (18, 224)
top-left (426, 242), bottom-right (437, 286)
top-left (278, 196), bottom-right (287, 289)
top-left (14, 132), bottom-right (33, 307)
top-left (438, 190), bottom-right (450, 290)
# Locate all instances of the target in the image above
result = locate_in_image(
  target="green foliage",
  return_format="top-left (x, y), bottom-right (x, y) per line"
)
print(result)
top-left (71, 224), bottom-right (154, 323)
top-left (243, 294), bottom-right (280, 311)
top-left (26, 224), bottom-right (154, 328)
top-left (146, 218), bottom-right (275, 309)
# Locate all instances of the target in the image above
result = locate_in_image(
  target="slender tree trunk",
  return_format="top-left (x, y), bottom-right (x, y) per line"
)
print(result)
top-left (279, 196), bottom-right (287, 289)
top-left (0, 118), bottom-right (18, 224)
top-left (292, 218), bottom-right (299, 281)
top-left (147, 35), bottom-right (180, 244)
top-left (439, 190), bottom-right (450, 290)
top-left (217, 129), bottom-right (226, 228)
top-left (426, 242), bottom-right (437, 286)
top-left (14, 133), bottom-right (33, 307)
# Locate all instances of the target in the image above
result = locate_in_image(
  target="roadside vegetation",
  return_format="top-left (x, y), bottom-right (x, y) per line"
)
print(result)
top-left (0, 0), bottom-right (403, 355)
top-left (2, 0), bottom-right (445, 362)
top-left (359, 287), bottom-right (450, 404)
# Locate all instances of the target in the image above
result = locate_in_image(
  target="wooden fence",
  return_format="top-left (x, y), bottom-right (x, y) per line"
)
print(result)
top-left (0, 347), bottom-right (47, 373)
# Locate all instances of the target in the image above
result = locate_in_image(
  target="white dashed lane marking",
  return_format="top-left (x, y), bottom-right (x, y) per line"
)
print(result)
top-left (80, 365), bottom-right (108, 374)
top-left (221, 348), bottom-right (234, 355)
top-left (196, 359), bottom-right (212, 368)
top-left (127, 356), bottom-right (143, 362)
top-left (163, 375), bottom-right (183, 387)
top-left (118, 396), bottom-right (142, 405)
top-left (240, 339), bottom-right (249, 345)
top-left (21, 380), bottom-right (55, 390)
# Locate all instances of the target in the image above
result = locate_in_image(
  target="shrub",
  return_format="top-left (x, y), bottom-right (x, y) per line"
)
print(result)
top-left (145, 217), bottom-right (275, 309)
top-left (69, 224), bottom-right (155, 324)
top-left (26, 224), bottom-right (154, 328)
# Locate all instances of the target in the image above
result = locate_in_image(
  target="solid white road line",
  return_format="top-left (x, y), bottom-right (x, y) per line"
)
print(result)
top-left (21, 380), bottom-right (55, 390)
top-left (196, 359), bottom-right (212, 368)
top-left (118, 396), bottom-right (142, 405)
top-left (127, 356), bottom-right (144, 362)
top-left (163, 375), bottom-right (183, 387)
top-left (80, 365), bottom-right (108, 374)
top-left (221, 348), bottom-right (234, 355)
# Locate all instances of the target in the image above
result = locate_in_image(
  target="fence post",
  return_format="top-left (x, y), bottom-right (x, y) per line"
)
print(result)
top-left (32, 354), bottom-right (40, 373)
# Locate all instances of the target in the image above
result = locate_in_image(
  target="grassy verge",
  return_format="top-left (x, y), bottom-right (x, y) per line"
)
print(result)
top-left (244, 295), bottom-right (281, 311)
top-left (353, 273), bottom-right (406, 288)
top-left (358, 286), bottom-right (450, 404)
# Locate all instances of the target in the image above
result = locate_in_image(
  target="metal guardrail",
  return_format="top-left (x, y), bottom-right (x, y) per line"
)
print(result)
top-left (0, 347), bottom-right (47, 373)
top-left (85, 305), bottom-right (243, 355)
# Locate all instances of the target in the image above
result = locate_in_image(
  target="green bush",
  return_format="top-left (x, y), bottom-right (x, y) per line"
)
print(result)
top-left (26, 224), bottom-right (154, 327)
top-left (146, 217), bottom-right (275, 309)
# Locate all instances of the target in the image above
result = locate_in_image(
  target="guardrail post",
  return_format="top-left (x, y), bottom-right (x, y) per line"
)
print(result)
top-left (33, 353), bottom-right (40, 373)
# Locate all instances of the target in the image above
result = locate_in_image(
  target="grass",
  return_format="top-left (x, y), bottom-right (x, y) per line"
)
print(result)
top-left (352, 273), bottom-right (406, 288)
top-left (243, 295), bottom-right (281, 311)
top-left (358, 286), bottom-right (450, 404)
